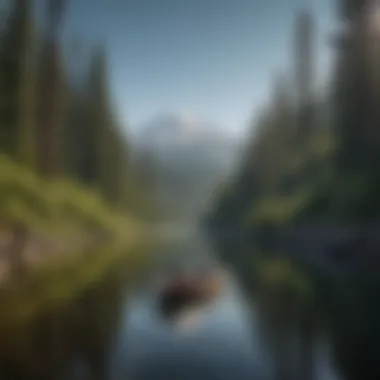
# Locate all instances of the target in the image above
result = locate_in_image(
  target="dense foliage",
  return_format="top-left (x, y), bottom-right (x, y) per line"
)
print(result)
top-left (206, 2), bottom-right (380, 228)
top-left (0, 0), bottom-right (156, 223)
top-left (206, 2), bottom-right (380, 380)
top-left (0, 0), bottom-right (158, 281)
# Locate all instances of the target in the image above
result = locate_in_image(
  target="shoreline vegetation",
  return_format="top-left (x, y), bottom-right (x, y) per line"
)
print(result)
top-left (0, 154), bottom-right (145, 282)
top-left (0, 0), bottom-right (158, 293)
top-left (0, 152), bottom-right (154, 343)
top-left (204, 4), bottom-right (380, 380)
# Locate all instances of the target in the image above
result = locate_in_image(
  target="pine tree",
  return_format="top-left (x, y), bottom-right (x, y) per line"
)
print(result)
top-left (332, 0), bottom-right (380, 169)
top-left (62, 85), bottom-right (85, 180)
top-left (85, 47), bottom-right (129, 204)
top-left (35, 0), bottom-right (67, 177)
top-left (0, 0), bottom-right (36, 165)
top-left (294, 9), bottom-right (315, 145)
top-left (84, 47), bottom-right (111, 190)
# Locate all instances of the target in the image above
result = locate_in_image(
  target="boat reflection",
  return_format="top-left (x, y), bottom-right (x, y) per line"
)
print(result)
top-left (156, 266), bottom-right (226, 323)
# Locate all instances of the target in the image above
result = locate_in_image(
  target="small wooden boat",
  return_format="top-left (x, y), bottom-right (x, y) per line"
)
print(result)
top-left (157, 267), bottom-right (225, 319)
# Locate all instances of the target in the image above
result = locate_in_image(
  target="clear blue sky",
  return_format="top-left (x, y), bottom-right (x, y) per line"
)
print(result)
top-left (61, 0), bottom-right (335, 135)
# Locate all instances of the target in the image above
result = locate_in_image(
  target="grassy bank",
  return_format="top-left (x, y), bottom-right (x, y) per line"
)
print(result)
top-left (0, 239), bottom-right (152, 352)
top-left (0, 154), bottom-right (154, 341)
top-left (0, 155), bottom-right (138, 238)
top-left (0, 154), bottom-right (148, 271)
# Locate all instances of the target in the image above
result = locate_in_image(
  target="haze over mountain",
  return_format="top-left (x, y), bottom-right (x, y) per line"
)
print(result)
top-left (136, 112), bottom-right (236, 143)
top-left (134, 112), bottom-right (241, 173)
top-left (131, 113), bottom-right (242, 220)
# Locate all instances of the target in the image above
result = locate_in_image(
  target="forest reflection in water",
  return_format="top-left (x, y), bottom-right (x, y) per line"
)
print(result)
top-left (0, 236), bottom-right (342, 380)
top-left (0, 252), bottom-right (135, 380)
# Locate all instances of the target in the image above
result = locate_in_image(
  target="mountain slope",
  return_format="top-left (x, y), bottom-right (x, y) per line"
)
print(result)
top-left (132, 113), bottom-right (242, 219)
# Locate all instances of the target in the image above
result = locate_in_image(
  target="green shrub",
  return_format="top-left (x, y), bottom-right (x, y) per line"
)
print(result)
top-left (0, 155), bottom-right (137, 238)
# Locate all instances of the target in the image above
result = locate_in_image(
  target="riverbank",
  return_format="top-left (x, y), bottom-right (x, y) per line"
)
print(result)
top-left (0, 154), bottom-right (152, 283)
top-left (0, 236), bottom-right (156, 380)
top-left (0, 154), bottom-right (160, 356)
top-left (0, 236), bottom-right (153, 355)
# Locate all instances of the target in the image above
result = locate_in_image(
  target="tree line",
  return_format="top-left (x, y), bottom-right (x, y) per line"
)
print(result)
top-left (205, 2), bottom-right (380, 380)
top-left (0, 0), bottom-right (160, 280)
top-left (206, 0), bottom-right (380, 230)
top-left (0, 0), bottom-right (156, 221)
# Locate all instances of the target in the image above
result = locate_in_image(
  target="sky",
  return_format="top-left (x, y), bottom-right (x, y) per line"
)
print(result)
top-left (59, 0), bottom-right (336, 136)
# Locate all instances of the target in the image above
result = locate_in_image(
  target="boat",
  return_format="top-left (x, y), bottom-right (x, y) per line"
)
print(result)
top-left (157, 266), bottom-right (226, 319)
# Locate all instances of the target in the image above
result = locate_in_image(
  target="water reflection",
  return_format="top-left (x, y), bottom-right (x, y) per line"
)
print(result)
top-left (113, 273), bottom-right (267, 380)
top-left (0, 257), bottom-right (130, 380)
top-left (0, 237), bottom-right (342, 380)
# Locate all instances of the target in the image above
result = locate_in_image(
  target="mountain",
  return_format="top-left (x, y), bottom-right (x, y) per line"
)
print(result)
top-left (137, 113), bottom-right (223, 147)
top-left (132, 113), bottom-right (242, 220)
top-left (135, 113), bottom-right (240, 166)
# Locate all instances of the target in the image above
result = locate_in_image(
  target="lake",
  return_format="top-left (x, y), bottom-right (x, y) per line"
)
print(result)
top-left (0, 235), bottom-right (342, 380)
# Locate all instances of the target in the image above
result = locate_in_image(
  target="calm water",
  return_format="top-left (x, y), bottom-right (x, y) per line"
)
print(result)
top-left (0, 236), bottom-right (341, 380)
top-left (110, 273), bottom-right (269, 380)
